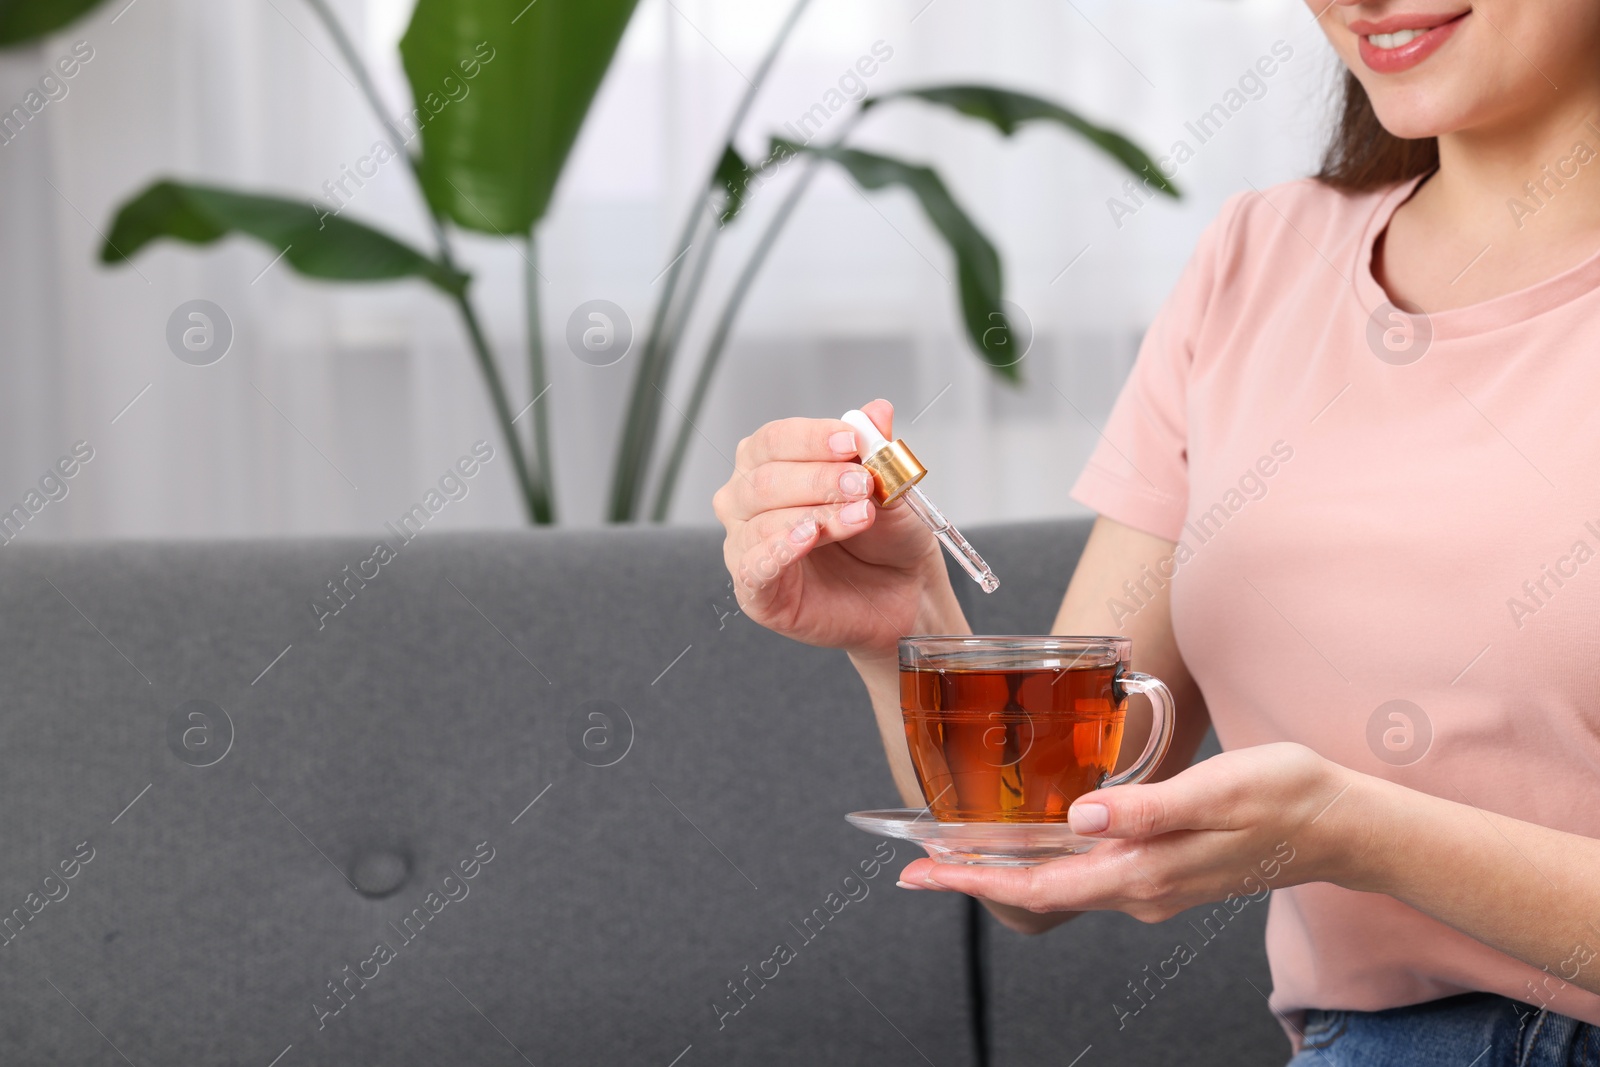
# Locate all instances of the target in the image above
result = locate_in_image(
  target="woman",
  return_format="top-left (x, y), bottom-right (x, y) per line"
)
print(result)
top-left (713, 1), bottom-right (1600, 1062)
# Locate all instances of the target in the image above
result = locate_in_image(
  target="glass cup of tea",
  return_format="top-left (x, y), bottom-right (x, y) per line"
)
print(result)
top-left (899, 635), bottom-right (1175, 823)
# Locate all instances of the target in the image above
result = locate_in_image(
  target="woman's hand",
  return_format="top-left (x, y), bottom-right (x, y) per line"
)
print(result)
top-left (897, 743), bottom-right (1355, 924)
top-left (713, 399), bottom-right (956, 660)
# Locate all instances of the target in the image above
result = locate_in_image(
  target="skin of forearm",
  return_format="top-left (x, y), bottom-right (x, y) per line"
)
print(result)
top-left (1332, 770), bottom-right (1600, 997)
top-left (848, 647), bottom-right (928, 809)
top-left (1052, 523), bottom-right (1213, 789)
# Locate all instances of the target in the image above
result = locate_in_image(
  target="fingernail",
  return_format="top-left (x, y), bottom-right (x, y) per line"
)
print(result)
top-left (840, 499), bottom-right (871, 524)
top-left (1070, 802), bottom-right (1109, 834)
top-left (839, 470), bottom-right (871, 498)
top-left (789, 518), bottom-right (817, 544)
top-left (921, 871), bottom-right (944, 888)
top-left (895, 879), bottom-right (924, 890)
top-left (828, 431), bottom-right (857, 455)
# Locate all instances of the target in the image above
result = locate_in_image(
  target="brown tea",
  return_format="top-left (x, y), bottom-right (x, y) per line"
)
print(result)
top-left (901, 663), bottom-right (1125, 822)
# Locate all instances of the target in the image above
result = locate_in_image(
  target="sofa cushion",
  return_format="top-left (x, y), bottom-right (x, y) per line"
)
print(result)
top-left (0, 528), bottom-right (976, 1066)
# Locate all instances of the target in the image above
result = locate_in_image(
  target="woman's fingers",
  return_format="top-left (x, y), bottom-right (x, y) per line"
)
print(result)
top-left (728, 500), bottom-right (878, 605)
top-left (745, 494), bottom-right (879, 550)
top-left (1066, 780), bottom-right (1191, 839)
top-left (1070, 743), bottom-right (1321, 840)
top-left (717, 402), bottom-right (901, 522)
top-left (857, 398), bottom-right (894, 441)
top-left (714, 400), bottom-right (900, 618)
top-left (735, 416), bottom-right (861, 470)
top-left (729, 398), bottom-right (895, 471)
top-left (715, 417), bottom-right (868, 526)
top-left (898, 838), bottom-right (1195, 917)
top-left (895, 853), bottom-right (1126, 914)
top-left (728, 512), bottom-right (815, 606)
top-left (723, 460), bottom-right (875, 517)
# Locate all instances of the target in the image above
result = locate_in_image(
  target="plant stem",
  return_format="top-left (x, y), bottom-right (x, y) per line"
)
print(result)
top-left (651, 201), bottom-right (722, 409)
top-left (603, 202), bottom-right (704, 523)
top-left (647, 115), bottom-right (863, 521)
top-left (300, 0), bottom-right (543, 523)
top-left (647, 159), bottom-right (821, 521)
top-left (455, 290), bottom-right (545, 524)
top-left (606, 0), bottom-right (813, 522)
top-left (525, 235), bottom-right (555, 523)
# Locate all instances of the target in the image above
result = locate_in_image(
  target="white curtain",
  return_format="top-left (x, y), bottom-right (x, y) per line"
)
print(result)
top-left (0, 0), bottom-right (1336, 541)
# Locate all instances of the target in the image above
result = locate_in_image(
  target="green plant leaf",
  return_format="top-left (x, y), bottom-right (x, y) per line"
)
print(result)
top-left (0, 0), bottom-right (110, 46)
top-left (99, 180), bottom-right (468, 294)
top-left (774, 138), bottom-right (1019, 382)
top-left (399, 0), bottom-right (639, 236)
top-left (714, 145), bottom-right (753, 226)
top-left (867, 84), bottom-right (1179, 198)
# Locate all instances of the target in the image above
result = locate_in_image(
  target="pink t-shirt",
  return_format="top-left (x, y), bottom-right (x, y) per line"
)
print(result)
top-left (1071, 175), bottom-right (1600, 1043)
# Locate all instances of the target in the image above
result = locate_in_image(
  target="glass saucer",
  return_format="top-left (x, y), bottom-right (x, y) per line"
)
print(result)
top-left (845, 808), bottom-right (1100, 867)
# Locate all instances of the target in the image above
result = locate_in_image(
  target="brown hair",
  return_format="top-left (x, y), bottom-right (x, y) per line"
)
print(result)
top-left (1316, 69), bottom-right (1439, 191)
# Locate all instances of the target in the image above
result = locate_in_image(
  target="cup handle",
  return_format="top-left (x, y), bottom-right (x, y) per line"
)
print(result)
top-left (1099, 671), bottom-right (1175, 789)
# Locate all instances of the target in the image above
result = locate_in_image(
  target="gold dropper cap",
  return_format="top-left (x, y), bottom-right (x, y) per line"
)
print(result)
top-left (860, 438), bottom-right (926, 508)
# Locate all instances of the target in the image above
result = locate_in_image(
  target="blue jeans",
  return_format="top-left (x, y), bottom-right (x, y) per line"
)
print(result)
top-left (1286, 993), bottom-right (1600, 1067)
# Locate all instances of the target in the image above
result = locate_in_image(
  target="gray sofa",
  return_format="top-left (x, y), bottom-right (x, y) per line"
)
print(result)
top-left (0, 518), bottom-right (1289, 1065)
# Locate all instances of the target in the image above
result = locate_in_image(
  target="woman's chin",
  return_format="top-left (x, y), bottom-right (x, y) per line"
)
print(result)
top-left (1366, 95), bottom-right (1480, 143)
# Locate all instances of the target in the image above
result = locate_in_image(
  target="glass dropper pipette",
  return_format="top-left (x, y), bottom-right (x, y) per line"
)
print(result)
top-left (841, 409), bottom-right (1000, 594)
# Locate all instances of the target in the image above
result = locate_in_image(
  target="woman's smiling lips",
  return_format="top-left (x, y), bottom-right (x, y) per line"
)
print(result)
top-left (1351, 10), bottom-right (1469, 74)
